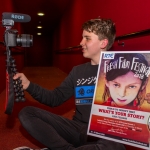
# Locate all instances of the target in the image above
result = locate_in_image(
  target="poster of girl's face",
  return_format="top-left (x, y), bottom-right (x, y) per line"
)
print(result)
top-left (105, 71), bottom-right (142, 106)
top-left (94, 52), bottom-right (150, 111)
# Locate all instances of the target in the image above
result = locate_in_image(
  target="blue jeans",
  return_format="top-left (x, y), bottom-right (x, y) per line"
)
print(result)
top-left (19, 106), bottom-right (126, 150)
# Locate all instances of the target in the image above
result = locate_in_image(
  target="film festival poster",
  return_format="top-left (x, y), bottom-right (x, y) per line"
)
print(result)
top-left (87, 51), bottom-right (150, 150)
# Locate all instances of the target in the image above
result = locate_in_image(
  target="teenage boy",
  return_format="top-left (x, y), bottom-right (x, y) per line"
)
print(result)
top-left (13, 18), bottom-right (126, 150)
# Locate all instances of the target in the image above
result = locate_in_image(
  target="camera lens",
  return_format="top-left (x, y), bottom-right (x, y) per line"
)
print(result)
top-left (17, 34), bottom-right (33, 47)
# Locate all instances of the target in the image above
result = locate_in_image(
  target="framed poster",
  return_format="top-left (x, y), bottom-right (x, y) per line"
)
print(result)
top-left (88, 51), bottom-right (150, 149)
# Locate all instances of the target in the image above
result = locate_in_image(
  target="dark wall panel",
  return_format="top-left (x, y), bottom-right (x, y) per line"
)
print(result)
top-left (52, 0), bottom-right (150, 74)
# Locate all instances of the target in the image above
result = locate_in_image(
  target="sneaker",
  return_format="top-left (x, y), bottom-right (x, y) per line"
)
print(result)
top-left (13, 146), bottom-right (49, 150)
top-left (13, 146), bottom-right (33, 150)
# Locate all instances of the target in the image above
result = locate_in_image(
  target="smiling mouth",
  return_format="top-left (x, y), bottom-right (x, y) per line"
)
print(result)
top-left (82, 49), bottom-right (86, 52)
top-left (117, 98), bottom-right (127, 102)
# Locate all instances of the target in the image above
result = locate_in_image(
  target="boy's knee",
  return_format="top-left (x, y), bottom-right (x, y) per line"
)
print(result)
top-left (97, 139), bottom-right (126, 150)
top-left (18, 106), bottom-right (35, 122)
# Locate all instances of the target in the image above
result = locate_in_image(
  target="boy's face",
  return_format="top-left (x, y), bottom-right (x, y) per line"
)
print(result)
top-left (106, 71), bottom-right (142, 107)
top-left (80, 30), bottom-right (107, 64)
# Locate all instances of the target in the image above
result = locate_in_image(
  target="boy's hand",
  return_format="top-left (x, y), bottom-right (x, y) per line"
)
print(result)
top-left (13, 73), bottom-right (30, 90)
top-left (145, 93), bottom-right (150, 104)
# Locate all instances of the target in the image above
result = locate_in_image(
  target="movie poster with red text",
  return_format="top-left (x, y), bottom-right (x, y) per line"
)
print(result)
top-left (87, 51), bottom-right (150, 149)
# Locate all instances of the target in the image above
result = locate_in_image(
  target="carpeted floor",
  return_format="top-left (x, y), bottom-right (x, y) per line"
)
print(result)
top-left (0, 67), bottom-right (143, 150)
top-left (0, 67), bottom-right (75, 150)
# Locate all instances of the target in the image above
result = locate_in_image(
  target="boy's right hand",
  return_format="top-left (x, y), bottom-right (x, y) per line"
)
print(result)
top-left (13, 73), bottom-right (30, 90)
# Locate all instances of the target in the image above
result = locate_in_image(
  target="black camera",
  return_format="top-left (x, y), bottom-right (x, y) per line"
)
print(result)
top-left (3, 28), bottom-right (33, 47)
top-left (2, 12), bottom-right (33, 47)
top-left (2, 13), bottom-right (33, 114)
